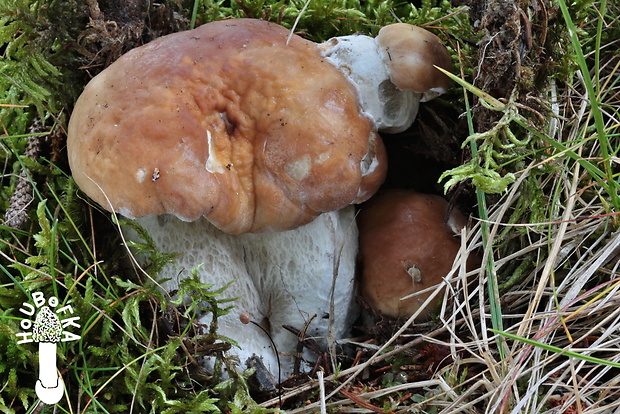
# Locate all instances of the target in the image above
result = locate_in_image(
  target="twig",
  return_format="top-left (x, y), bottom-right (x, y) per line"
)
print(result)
top-left (341, 389), bottom-right (388, 414)
top-left (317, 370), bottom-right (326, 414)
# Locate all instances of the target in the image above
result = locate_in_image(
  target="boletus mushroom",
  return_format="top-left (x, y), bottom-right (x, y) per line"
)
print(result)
top-left (68, 18), bottom-right (386, 234)
top-left (67, 18), bottom-right (452, 379)
top-left (318, 21), bottom-right (452, 133)
top-left (358, 190), bottom-right (476, 320)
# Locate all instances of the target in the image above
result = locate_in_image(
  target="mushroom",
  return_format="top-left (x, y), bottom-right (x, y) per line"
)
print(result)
top-left (318, 22), bottom-right (452, 133)
top-left (127, 206), bottom-right (359, 379)
top-left (68, 18), bottom-right (385, 380)
top-left (33, 306), bottom-right (64, 404)
top-left (67, 18), bottom-right (452, 380)
top-left (375, 23), bottom-right (453, 102)
top-left (357, 190), bottom-right (474, 320)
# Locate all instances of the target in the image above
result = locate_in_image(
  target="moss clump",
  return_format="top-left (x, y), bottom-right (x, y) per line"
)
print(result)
top-left (0, 0), bottom-right (86, 130)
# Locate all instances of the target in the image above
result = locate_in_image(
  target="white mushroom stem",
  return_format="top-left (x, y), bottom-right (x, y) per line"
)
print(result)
top-left (125, 208), bottom-right (359, 379)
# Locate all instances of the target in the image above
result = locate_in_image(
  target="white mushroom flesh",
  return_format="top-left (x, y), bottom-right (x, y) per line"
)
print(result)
top-left (319, 35), bottom-right (421, 133)
top-left (125, 207), bottom-right (359, 379)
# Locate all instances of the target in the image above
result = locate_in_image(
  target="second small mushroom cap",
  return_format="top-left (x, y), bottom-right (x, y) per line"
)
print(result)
top-left (358, 189), bottom-right (471, 320)
top-left (68, 18), bottom-right (386, 233)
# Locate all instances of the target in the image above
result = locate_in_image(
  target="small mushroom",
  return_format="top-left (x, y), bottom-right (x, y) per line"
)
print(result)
top-left (357, 190), bottom-right (474, 320)
top-left (318, 22), bottom-right (452, 133)
top-left (375, 23), bottom-right (453, 102)
top-left (32, 306), bottom-right (64, 404)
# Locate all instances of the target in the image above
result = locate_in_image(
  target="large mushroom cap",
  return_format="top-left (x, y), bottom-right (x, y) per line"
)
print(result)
top-left (376, 23), bottom-right (452, 101)
top-left (68, 18), bottom-right (386, 233)
top-left (358, 189), bottom-right (471, 320)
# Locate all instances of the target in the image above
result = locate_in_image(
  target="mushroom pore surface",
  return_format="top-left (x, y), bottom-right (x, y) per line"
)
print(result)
top-left (68, 18), bottom-right (386, 233)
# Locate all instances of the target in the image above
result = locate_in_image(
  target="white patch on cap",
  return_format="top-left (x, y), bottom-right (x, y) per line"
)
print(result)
top-left (117, 206), bottom-right (136, 219)
top-left (205, 130), bottom-right (226, 174)
top-left (316, 150), bottom-right (332, 164)
top-left (285, 155), bottom-right (311, 181)
top-left (360, 133), bottom-right (379, 177)
top-left (136, 167), bottom-right (147, 183)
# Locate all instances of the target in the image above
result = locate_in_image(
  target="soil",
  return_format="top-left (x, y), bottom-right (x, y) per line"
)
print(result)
top-left (455, 0), bottom-right (551, 131)
top-left (77, 0), bottom-right (188, 70)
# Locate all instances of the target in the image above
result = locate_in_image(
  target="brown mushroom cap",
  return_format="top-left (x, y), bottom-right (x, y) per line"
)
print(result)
top-left (358, 189), bottom-right (472, 320)
top-left (68, 18), bottom-right (387, 233)
top-left (376, 23), bottom-right (452, 101)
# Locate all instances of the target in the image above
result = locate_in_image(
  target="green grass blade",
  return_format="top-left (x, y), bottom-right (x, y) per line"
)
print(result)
top-left (453, 65), bottom-right (506, 359)
top-left (490, 329), bottom-right (620, 368)
top-left (557, 0), bottom-right (619, 210)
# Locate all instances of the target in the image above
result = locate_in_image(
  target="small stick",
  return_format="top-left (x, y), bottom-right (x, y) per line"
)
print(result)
top-left (286, 0), bottom-right (312, 46)
top-left (239, 312), bottom-right (282, 406)
top-left (317, 370), bottom-right (327, 414)
top-left (341, 389), bottom-right (389, 414)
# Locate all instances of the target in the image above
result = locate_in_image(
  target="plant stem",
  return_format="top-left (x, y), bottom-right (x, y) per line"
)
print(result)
top-left (557, 0), bottom-right (619, 210)
top-left (190, 0), bottom-right (199, 30)
top-left (458, 69), bottom-right (506, 359)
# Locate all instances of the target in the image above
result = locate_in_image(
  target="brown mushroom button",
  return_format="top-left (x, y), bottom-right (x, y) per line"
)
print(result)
top-left (68, 18), bottom-right (387, 234)
top-left (376, 23), bottom-right (452, 101)
top-left (358, 189), bottom-right (471, 320)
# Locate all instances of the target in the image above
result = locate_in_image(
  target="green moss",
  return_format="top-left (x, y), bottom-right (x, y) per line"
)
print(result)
top-left (194, 0), bottom-right (466, 40)
top-left (0, 0), bottom-right (86, 131)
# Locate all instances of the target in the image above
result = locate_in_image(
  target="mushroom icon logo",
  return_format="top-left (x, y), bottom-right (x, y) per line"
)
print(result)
top-left (16, 291), bottom-right (81, 404)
